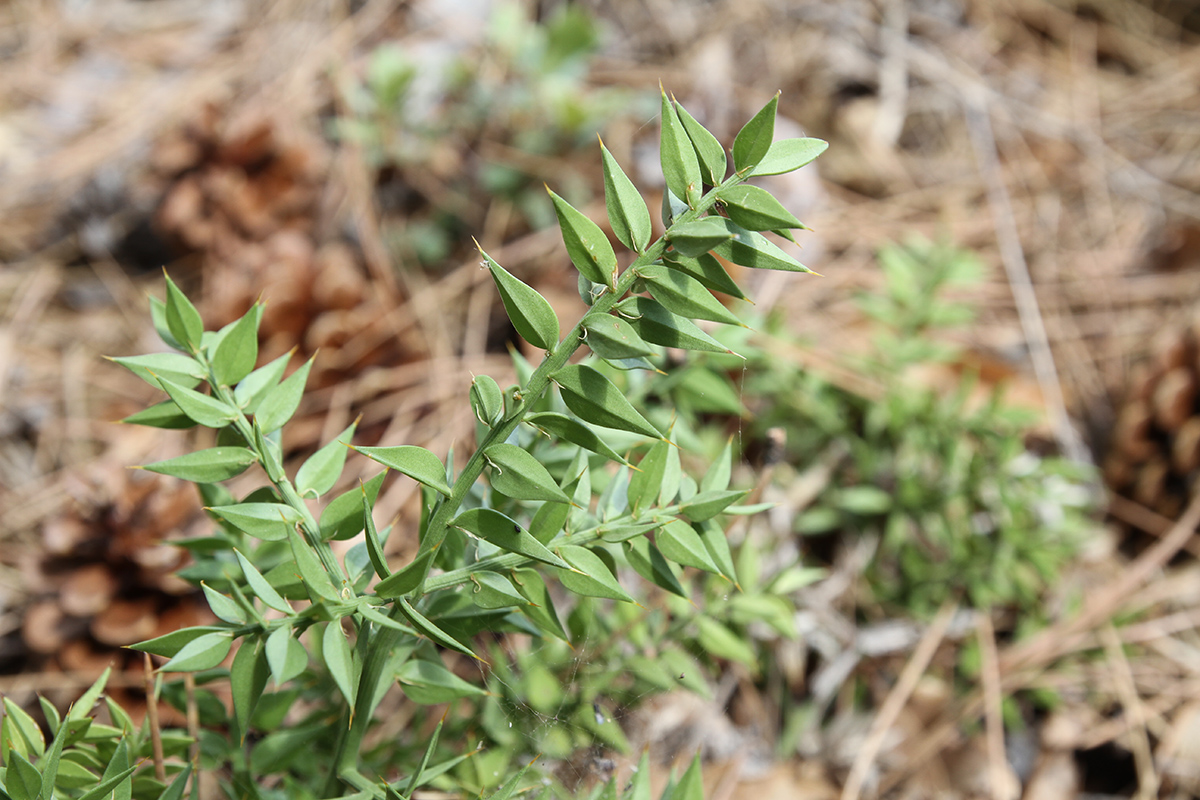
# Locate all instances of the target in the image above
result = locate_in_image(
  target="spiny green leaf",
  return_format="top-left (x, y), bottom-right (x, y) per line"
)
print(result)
top-left (157, 764), bottom-right (191, 800)
top-left (154, 375), bottom-right (236, 428)
top-left (628, 440), bottom-right (669, 515)
top-left (663, 252), bottom-right (747, 300)
top-left (638, 264), bottom-right (743, 326)
top-left (674, 100), bottom-right (727, 186)
top-left (512, 568), bottom-right (570, 642)
top-left (353, 445), bottom-right (450, 497)
top-left (470, 374), bottom-right (505, 427)
top-left (211, 306), bottom-right (260, 387)
top-left (108, 353), bottom-right (205, 389)
top-left (553, 364), bottom-right (662, 439)
top-left (286, 528), bottom-right (339, 602)
top-left (555, 545), bottom-right (633, 602)
top-left (680, 489), bottom-right (748, 522)
top-left (254, 355), bottom-right (314, 434)
top-left (8, 750), bottom-right (42, 800)
top-left (750, 137), bottom-right (828, 176)
top-left (451, 508), bottom-right (569, 569)
top-left (701, 439), bottom-right (734, 494)
top-left (231, 637), bottom-right (269, 743)
top-left (121, 399), bottom-right (196, 429)
top-left (695, 518), bottom-right (738, 584)
top-left (149, 294), bottom-right (183, 351)
top-left (374, 550), bottom-right (435, 598)
top-left (524, 412), bottom-right (629, 465)
top-left (486, 442), bottom-right (572, 504)
top-left (712, 218), bottom-right (814, 273)
top-left (129, 626), bottom-right (229, 658)
top-left (265, 626), bottom-right (307, 687)
top-left (201, 582), bottom-right (246, 624)
top-left (548, 188), bottom-right (618, 290)
top-left (319, 470), bottom-right (387, 541)
top-left (362, 488), bottom-right (390, 580)
top-left (208, 503), bottom-right (302, 542)
top-left (528, 497), bottom-right (572, 544)
top-left (732, 92), bottom-right (779, 173)
top-left (234, 348), bottom-right (292, 413)
top-left (3, 698), bottom-right (44, 757)
top-left (659, 90), bottom-right (702, 207)
top-left (665, 218), bottom-right (734, 258)
top-left (717, 183), bottom-right (804, 231)
top-left (469, 571), bottom-right (526, 609)
top-left (234, 549), bottom-right (293, 614)
top-left (295, 419), bottom-right (358, 498)
top-left (163, 273), bottom-right (203, 352)
top-left (624, 537), bottom-right (686, 598)
top-left (656, 518), bottom-right (720, 574)
top-left (583, 314), bottom-right (657, 360)
top-left (396, 597), bottom-right (479, 660)
top-left (160, 631), bottom-right (234, 672)
top-left (397, 658), bottom-right (487, 705)
top-left (139, 446), bottom-right (257, 482)
top-left (617, 296), bottom-right (732, 354)
top-left (600, 140), bottom-right (652, 253)
top-left (480, 245), bottom-right (560, 351)
top-left (323, 621), bottom-right (358, 707)
top-left (483, 755), bottom-right (535, 800)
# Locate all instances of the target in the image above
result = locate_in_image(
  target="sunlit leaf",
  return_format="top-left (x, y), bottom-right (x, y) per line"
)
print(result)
top-left (485, 442), bottom-right (572, 504)
top-left (319, 471), bottom-right (387, 541)
top-left (712, 219), bottom-right (814, 273)
top-left (121, 399), bottom-right (196, 429)
top-left (524, 412), bottom-right (629, 465)
top-left (235, 549), bottom-right (293, 614)
top-left (674, 100), bottom-right (727, 186)
top-left (732, 92), bottom-right (778, 173)
top-left (374, 550), bottom-right (435, 598)
top-left (160, 631), bottom-right (234, 672)
top-left (553, 364), bottom-right (662, 439)
top-left (353, 445), bottom-right (450, 497)
top-left (139, 447), bottom-right (257, 483)
top-left (617, 296), bottom-right (731, 354)
top-left (679, 489), bottom-right (748, 522)
top-left (163, 273), bottom-right (203, 352)
top-left (295, 419), bottom-right (358, 498)
top-left (108, 353), bottom-right (205, 389)
top-left (659, 90), bottom-right (702, 207)
top-left (480, 245), bottom-right (560, 351)
top-left (555, 545), bottom-right (633, 602)
top-left (470, 374), bottom-right (505, 427)
top-left (396, 597), bottom-right (479, 660)
top-left (600, 140), bottom-right (652, 253)
top-left (583, 314), bottom-right (657, 360)
top-left (749, 137), bottom-right (828, 177)
top-left (255, 356), bottom-right (314, 434)
top-left (663, 251), bottom-right (747, 300)
top-left (638, 264), bottom-right (743, 325)
top-left (201, 582), bottom-right (246, 624)
top-left (451, 508), bottom-right (569, 569)
top-left (656, 519), bottom-right (720, 574)
top-left (154, 375), bottom-right (236, 428)
top-left (624, 537), bottom-right (686, 598)
top-left (469, 571), bottom-right (526, 609)
top-left (208, 503), bottom-right (302, 542)
top-left (234, 349), bottom-right (292, 413)
top-left (286, 528), bottom-right (339, 602)
top-left (211, 305), bottom-right (260, 387)
top-left (717, 184), bottom-right (803, 231)
top-left (548, 188), bottom-right (617, 290)
top-left (665, 218), bottom-right (734, 258)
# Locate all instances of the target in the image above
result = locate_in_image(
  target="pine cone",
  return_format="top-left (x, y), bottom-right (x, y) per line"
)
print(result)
top-left (1105, 311), bottom-right (1200, 521)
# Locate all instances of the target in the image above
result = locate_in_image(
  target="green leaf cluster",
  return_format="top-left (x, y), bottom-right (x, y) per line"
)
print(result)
top-left (63, 90), bottom-right (826, 800)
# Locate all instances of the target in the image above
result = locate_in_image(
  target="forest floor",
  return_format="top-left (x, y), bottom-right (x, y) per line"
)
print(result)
top-left (3, 0), bottom-right (1200, 797)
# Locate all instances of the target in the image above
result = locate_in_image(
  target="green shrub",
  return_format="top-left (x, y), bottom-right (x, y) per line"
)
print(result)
top-left (0, 93), bottom-right (825, 800)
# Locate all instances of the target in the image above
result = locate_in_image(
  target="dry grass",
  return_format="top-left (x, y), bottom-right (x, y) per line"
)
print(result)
top-left (1, 0), bottom-right (1199, 796)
